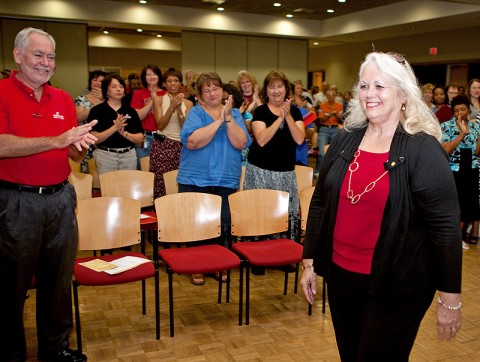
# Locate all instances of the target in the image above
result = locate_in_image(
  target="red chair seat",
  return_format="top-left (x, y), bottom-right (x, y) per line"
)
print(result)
top-left (232, 239), bottom-right (303, 266)
top-left (159, 245), bottom-right (240, 274)
top-left (141, 211), bottom-right (157, 230)
top-left (74, 252), bottom-right (155, 286)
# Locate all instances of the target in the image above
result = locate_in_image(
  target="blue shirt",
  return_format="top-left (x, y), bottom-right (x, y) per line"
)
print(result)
top-left (441, 117), bottom-right (480, 171)
top-left (177, 106), bottom-right (251, 189)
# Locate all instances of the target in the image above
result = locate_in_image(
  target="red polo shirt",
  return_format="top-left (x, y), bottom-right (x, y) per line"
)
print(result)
top-left (0, 71), bottom-right (77, 186)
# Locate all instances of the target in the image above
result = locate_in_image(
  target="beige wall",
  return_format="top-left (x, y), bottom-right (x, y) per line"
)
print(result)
top-left (309, 25), bottom-right (480, 94)
top-left (1, 18), bottom-right (88, 98)
top-left (182, 31), bottom-right (308, 86)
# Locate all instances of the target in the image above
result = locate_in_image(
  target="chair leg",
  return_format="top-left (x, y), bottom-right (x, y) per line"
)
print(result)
top-left (322, 277), bottom-right (326, 314)
top-left (283, 271), bottom-right (288, 295)
top-left (217, 273), bottom-right (223, 304)
top-left (308, 302), bottom-right (313, 315)
top-left (155, 265), bottom-right (160, 340)
top-left (167, 267), bottom-right (175, 337)
top-left (238, 263), bottom-right (243, 326)
top-left (246, 261), bottom-right (250, 326)
top-left (294, 262), bottom-right (299, 294)
top-left (141, 279), bottom-right (146, 315)
top-left (72, 281), bottom-right (82, 353)
top-left (226, 270), bottom-right (231, 303)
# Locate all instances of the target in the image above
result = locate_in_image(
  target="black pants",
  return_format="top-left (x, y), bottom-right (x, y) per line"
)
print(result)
top-left (327, 263), bottom-right (435, 362)
top-left (0, 184), bottom-right (78, 361)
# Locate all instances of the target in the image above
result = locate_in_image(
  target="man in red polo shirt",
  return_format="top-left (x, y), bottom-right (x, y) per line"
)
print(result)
top-left (0, 27), bottom-right (97, 362)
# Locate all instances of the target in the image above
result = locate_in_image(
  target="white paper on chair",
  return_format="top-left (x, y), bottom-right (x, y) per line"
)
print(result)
top-left (104, 256), bottom-right (151, 275)
top-left (79, 256), bottom-right (151, 274)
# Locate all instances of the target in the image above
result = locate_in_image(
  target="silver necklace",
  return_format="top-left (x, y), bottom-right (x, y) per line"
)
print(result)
top-left (347, 147), bottom-right (389, 205)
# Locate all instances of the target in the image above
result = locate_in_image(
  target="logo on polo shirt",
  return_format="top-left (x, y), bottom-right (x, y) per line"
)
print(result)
top-left (53, 112), bottom-right (64, 120)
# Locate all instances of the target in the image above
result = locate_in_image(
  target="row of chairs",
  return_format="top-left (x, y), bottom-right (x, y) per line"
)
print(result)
top-left (68, 167), bottom-right (321, 352)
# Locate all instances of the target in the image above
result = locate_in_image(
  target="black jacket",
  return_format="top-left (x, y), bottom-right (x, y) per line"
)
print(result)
top-left (303, 126), bottom-right (462, 296)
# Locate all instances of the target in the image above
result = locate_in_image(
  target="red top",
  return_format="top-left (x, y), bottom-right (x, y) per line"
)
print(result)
top-left (0, 71), bottom-right (77, 186)
top-left (333, 150), bottom-right (390, 274)
top-left (318, 101), bottom-right (343, 126)
top-left (435, 104), bottom-right (453, 124)
top-left (130, 87), bottom-right (167, 132)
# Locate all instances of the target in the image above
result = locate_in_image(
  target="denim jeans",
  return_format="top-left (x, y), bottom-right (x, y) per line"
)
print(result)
top-left (315, 126), bottom-right (339, 173)
top-left (135, 134), bottom-right (155, 170)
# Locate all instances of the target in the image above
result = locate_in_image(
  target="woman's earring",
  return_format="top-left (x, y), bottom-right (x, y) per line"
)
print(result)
top-left (401, 104), bottom-right (406, 111)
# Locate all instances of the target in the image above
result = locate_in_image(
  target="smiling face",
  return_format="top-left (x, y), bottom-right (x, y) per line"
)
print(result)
top-left (469, 81), bottom-right (480, 99)
top-left (145, 68), bottom-right (159, 88)
top-left (201, 82), bottom-right (223, 108)
top-left (240, 77), bottom-right (253, 95)
top-left (266, 80), bottom-right (286, 106)
top-left (164, 75), bottom-right (181, 94)
top-left (433, 88), bottom-right (446, 105)
top-left (358, 63), bottom-right (404, 125)
top-left (13, 32), bottom-right (56, 89)
top-left (91, 75), bottom-right (104, 91)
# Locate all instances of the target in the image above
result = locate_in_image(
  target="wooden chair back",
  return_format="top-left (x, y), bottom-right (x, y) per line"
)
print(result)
top-left (155, 192), bottom-right (221, 243)
top-left (163, 169), bottom-right (179, 195)
top-left (295, 165), bottom-right (313, 193)
top-left (99, 170), bottom-right (154, 208)
top-left (299, 186), bottom-right (315, 232)
top-left (140, 156), bottom-right (150, 172)
top-left (87, 157), bottom-right (100, 189)
top-left (68, 171), bottom-right (93, 201)
top-left (69, 158), bottom-right (81, 173)
top-left (229, 189), bottom-right (289, 237)
top-left (76, 197), bottom-right (141, 250)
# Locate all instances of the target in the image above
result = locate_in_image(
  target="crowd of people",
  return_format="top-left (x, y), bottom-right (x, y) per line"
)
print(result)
top-left (0, 26), bottom-right (471, 361)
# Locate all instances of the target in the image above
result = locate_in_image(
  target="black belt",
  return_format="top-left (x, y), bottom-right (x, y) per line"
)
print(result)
top-left (144, 131), bottom-right (157, 136)
top-left (97, 146), bottom-right (134, 153)
top-left (0, 179), bottom-right (68, 194)
top-left (320, 124), bottom-right (338, 128)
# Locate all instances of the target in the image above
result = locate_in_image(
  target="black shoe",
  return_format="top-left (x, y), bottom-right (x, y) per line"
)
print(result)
top-left (251, 265), bottom-right (265, 275)
top-left (40, 348), bottom-right (87, 362)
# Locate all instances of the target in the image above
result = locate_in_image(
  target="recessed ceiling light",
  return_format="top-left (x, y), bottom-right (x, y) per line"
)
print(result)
top-left (137, 29), bottom-right (143, 32)
top-left (156, 34), bottom-right (162, 38)
top-left (327, 9), bottom-right (334, 13)
top-left (273, 2), bottom-right (281, 7)
top-left (313, 42), bottom-right (319, 45)
top-left (286, 14), bottom-right (293, 18)
top-left (139, 0), bottom-right (147, 4)
top-left (217, 7), bottom-right (224, 11)
top-left (338, 0), bottom-right (346, 3)
top-left (103, 30), bottom-right (109, 35)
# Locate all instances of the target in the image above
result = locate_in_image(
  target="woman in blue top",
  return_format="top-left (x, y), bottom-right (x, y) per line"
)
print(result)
top-left (441, 94), bottom-right (480, 248)
top-left (177, 72), bottom-right (251, 285)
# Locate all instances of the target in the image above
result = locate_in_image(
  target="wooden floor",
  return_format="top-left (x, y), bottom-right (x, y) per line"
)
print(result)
top-left (23, 242), bottom-right (480, 361)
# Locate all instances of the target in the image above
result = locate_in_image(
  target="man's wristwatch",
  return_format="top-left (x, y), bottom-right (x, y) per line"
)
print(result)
top-left (302, 264), bottom-right (313, 270)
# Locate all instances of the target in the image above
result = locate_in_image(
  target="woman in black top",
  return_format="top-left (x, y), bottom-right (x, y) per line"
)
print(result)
top-left (89, 74), bottom-right (144, 174)
top-left (244, 70), bottom-right (305, 241)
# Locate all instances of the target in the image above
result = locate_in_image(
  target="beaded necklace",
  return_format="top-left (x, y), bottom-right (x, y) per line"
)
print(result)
top-left (347, 136), bottom-right (389, 204)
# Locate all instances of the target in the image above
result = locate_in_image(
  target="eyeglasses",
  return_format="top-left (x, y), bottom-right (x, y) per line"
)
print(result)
top-left (387, 52), bottom-right (406, 66)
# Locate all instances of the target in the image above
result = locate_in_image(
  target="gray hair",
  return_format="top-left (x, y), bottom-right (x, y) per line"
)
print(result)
top-left (344, 52), bottom-right (441, 140)
top-left (14, 27), bottom-right (56, 52)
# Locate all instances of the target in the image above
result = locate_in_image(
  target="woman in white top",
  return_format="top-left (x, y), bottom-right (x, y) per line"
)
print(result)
top-left (151, 68), bottom-right (193, 198)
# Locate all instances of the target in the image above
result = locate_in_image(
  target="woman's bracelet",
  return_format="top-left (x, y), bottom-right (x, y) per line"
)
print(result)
top-left (437, 297), bottom-right (462, 311)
